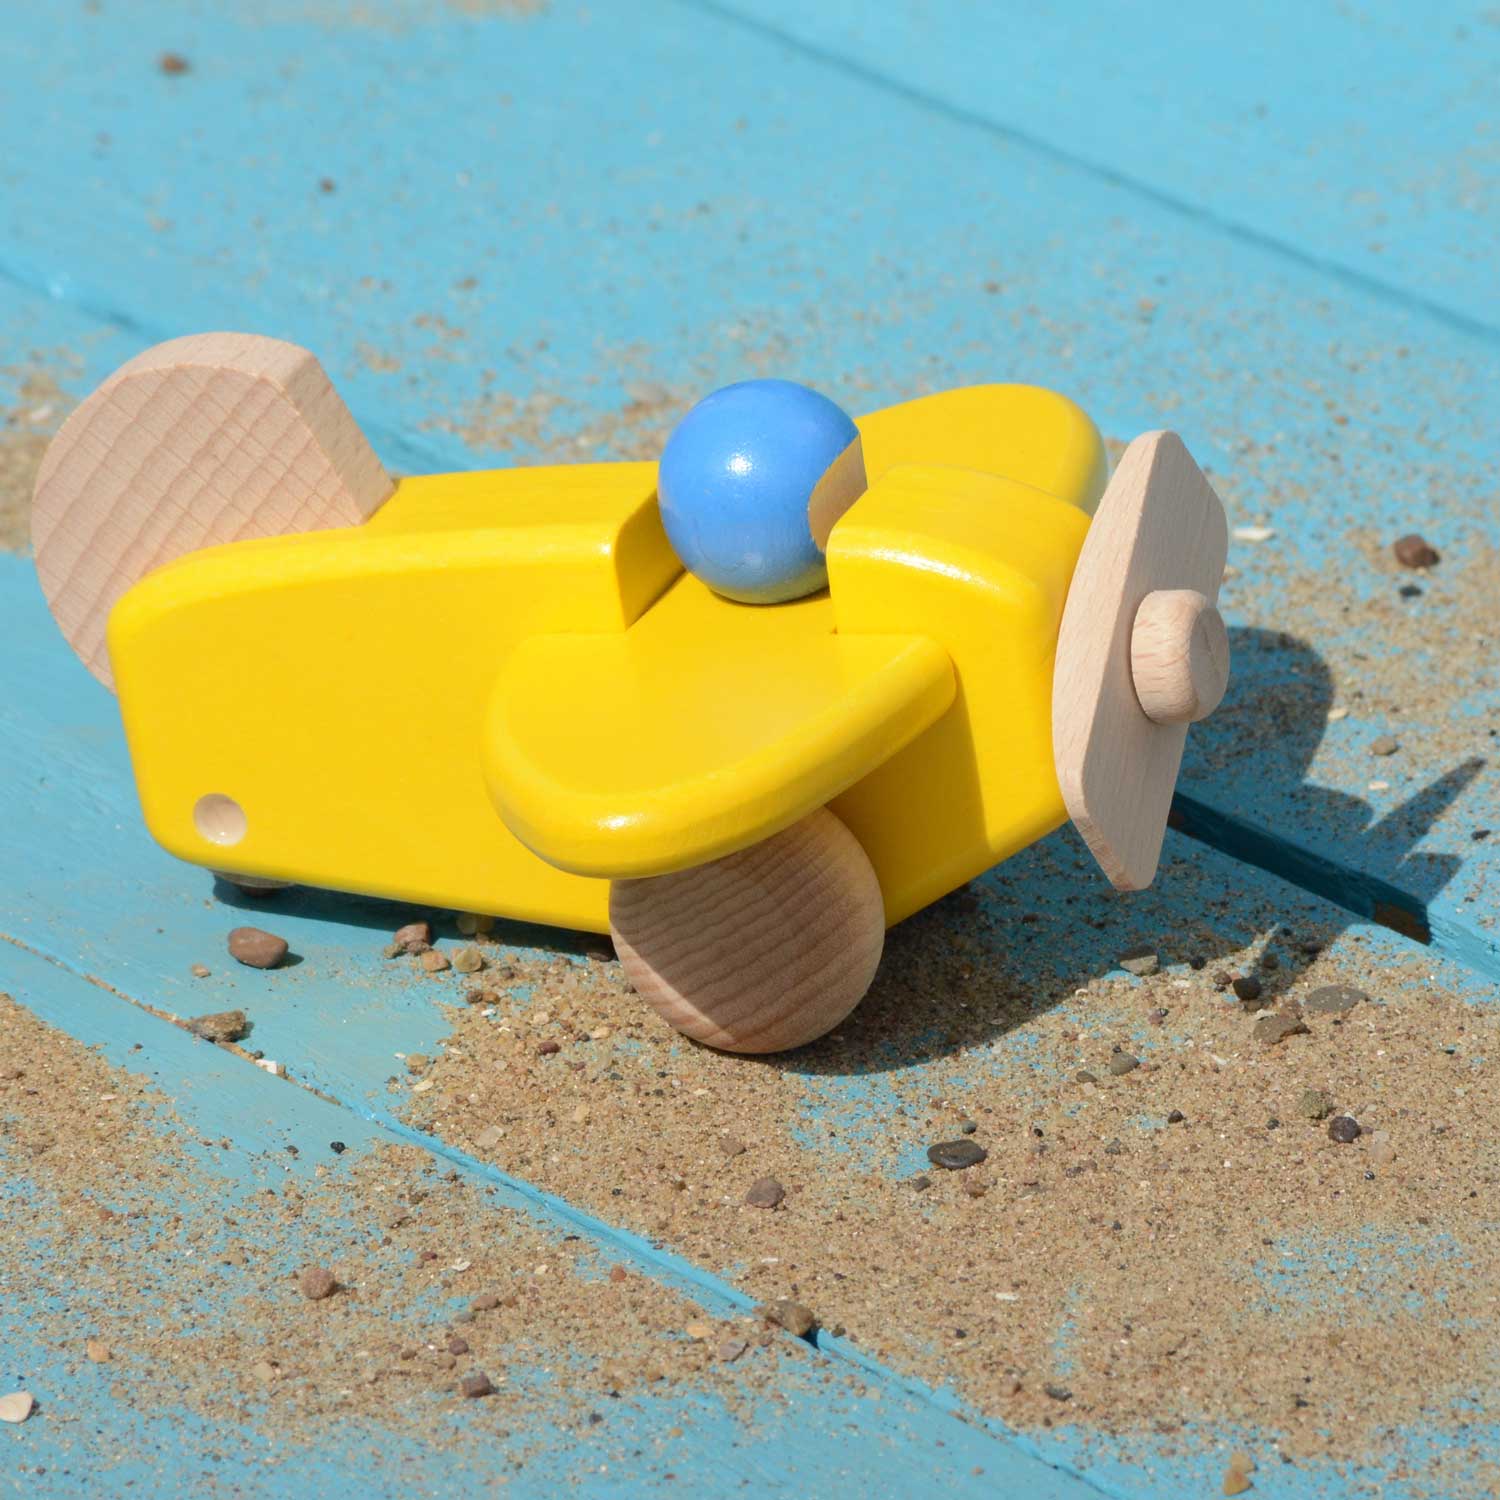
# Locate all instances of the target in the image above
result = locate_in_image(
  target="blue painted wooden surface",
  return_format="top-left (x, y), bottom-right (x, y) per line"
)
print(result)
top-left (1, 1), bottom-right (1496, 1494)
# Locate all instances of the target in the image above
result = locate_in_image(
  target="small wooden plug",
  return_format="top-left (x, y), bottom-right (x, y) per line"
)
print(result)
top-left (609, 809), bottom-right (884, 1054)
top-left (1130, 588), bottom-right (1229, 724)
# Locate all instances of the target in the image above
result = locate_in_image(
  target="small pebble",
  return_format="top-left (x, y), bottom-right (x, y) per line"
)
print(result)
top-left (299, 1265), bottom-right (338, 1301)
top-left (329, 1141), bottom-right (346, 1154)
top-left (1393, 533), bottom-right (1439, 568)
top-left (1370, 735), bottom-right (1399, 757)
top-left (455, 913), bottom-right (494, 937)
top-left (459, 1370), bottom-right (494, 1399)
top-left (85, 1338), bottom-right (111, 1363)
top-left (1297, 1089), bottom-right (1334, 1121)
top-left (420, 949), bottom-right (451, 975)
top-left (537, 1040), bottom-right (561, 1056)
top-left (1304, 984), bottom-right (1367, 1016)
top-left (759, 1299), bottom-right (816, 1337)
top-left (1106, 1052), bottom-right (1140, 1076)
top-left (1328, 1115), bottom-right (1362, 1144)
top-left (1167, 1110), bottom-right (1185, 1124)
top-left (381, 941), bottom-right (405, 960)
top-left (1117, 945), bottom-right (1159, 977)
top-left (716, 1337), bottom-right (748, 1363)
top-left (744, 1177), bottom-right (786, 1209)
top-left (1231, 975), bottom-right (1263, 1005)
top-left (190, 963), bottom-right (211, 978)
top-left (471, 1293), bottom-right (501, 1311)
top-left (719, 1137), bottom-right (748, 1157)
top-left (464, 988), bottom-right (500, 1007)
top-left (1147, 1008), bottom-right (1169, 1026)
top-left (474, 1125), bottom-right (504, 1149)
top-left (393, 921), bottom-right (432, 951)
top-left (0, 1392), bottom-right (34, 1423)
top-left (406, 1054), bottom-right (431, 1076)
top-left (227, 927), bottom-right (288, 970)
top-left (452, 946), bottom-right (484, 974)
top-left (958, 1119), bottom-right (978, 1135)
top-left (1074, 1069), bottom-right (1098, 1084)
top-left (447, 1335), bottom-right (470, 1356)
top-left (158, 52), bottom-right (190, 74)
top-left (1223, 1469), bottom-right (1253, 1496)
top-left (927, 1139), bottom-right (988, 1170)
top-left (1253, 1010), bottom-right (1310, 1046)
top-left (1044, 1383), bottom-right (1073, 1401)
top-left (186, 1008), bottom-right (249, 1044)
top-left (911, 1174), bottom-right (932, 1192)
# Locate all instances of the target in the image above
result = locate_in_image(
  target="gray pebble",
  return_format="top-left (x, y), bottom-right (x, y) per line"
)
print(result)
top-left (1106, 1052), bottom-right (1140, 1076)
top-left (1118, 945), bottom-right (1159, 977)
top-left (927, 1140), bottom-right (988, 1170)
top-left (1328, 1116), bottom-right (1362, 1144)
top-left (760, 1299), bottom-right (817, 1337)
top-left (1304, 984), bottom-right (1368, 1016)
top-left (744, 1177), bottom-right (786, 1209)
top-left (1370, 735), bottom-right (1400, 757)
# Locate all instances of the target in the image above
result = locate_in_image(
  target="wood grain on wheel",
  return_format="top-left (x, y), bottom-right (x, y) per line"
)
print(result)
top-left (609, 808), bottom-right (885, 1054)
top-left (32, 332), bottom-right (394, 690)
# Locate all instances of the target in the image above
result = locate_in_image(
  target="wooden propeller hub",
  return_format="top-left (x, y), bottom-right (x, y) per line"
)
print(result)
top-left (1130, 588), bottom-right (1229, 725)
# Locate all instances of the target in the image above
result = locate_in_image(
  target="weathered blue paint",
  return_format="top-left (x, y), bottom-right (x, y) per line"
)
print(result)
top-left (1, 0), bottom-right (1497, 1492)
top-left (0, 1), bottom-right (1492, 978)
top-left (695, 0), bottom-right (1500, 336)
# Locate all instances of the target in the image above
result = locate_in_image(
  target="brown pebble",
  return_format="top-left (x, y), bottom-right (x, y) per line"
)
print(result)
top-left (452, 946), bottom-right (484, 974)
top-left (464, 988), bottom-right (499, 1007)
top-left (405, 1054), bottom-right (430, 1076)
top-left (759, 1299), bottom-right (816, 1336)
top-left (1223, 1470), bottom-right (1253, 1496)
top-left (459, 1370), bottom-right (493, 1398)
top-left (470, 1292), bottom-right (502, 1311)
top-left (1393, 533), bottom-right (1439, 568)
top-left (158, 52), bottom-right (190, 74)
top-left (1328, 1115), bottom-right (1362, 1144)
top-left (719, 1137), bottom-right (748, 1157)
top-left (1252, 1010), bottom-right (1310, 1046)
top-left (1370, 735), bottom-right (1399, 757)
top-left (186, 1008), bottom-right (249, 1044)
top-left (299, 1265), bottom-right (337, 1301)
top-left (1074, 1069), bottom-right (1098, 1084)
top-left (1231, 975), bottom-right (1263, 1005)
top-left (537, 1040), bottom-right (561, 1056)
top-left (608, 1266), bottom-right (628, 1285)
top-left (419, 949), bottom-right (451, 974)
top-left (227, 927), bottom-right (288, 970)
top-left (394, 921), bottom-right (432, 951)
top-left (85, 1337), bottom-right (111, 1363)
top-left (190, 963), bottom-right (211, 979)
top-left (744, 1177), bottom-right (786, 1209)
top-left (447, 1335), bottom-right (470, 1356)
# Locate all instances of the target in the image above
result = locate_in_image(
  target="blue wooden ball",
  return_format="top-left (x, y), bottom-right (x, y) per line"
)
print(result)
top-left (657, 379), bottom-right (864, 603)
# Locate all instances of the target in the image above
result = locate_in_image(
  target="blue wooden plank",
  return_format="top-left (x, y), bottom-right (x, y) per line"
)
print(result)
top-left (6, 549), bottom-right (1500, 1498)
top-left (0, 0), bottom-right (1492, 977)
top-left (695, 0), bottom-right (1500, 338)
top-left (1, 940), bottom-right (1103, 1500)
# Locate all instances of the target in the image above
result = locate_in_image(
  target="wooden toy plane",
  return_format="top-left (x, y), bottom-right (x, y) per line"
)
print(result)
top-left (31, 334), bottom-right (1230, 1053)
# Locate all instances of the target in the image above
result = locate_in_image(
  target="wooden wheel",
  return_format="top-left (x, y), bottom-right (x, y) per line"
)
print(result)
top-left (31, 332), bottom-right (394, 689)
top-left (609, 808), bottom-right (885, 1054)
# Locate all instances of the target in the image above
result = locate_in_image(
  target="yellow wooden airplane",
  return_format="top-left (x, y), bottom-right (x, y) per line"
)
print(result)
top-left (32, 335), bottom-right (1229, 1053)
